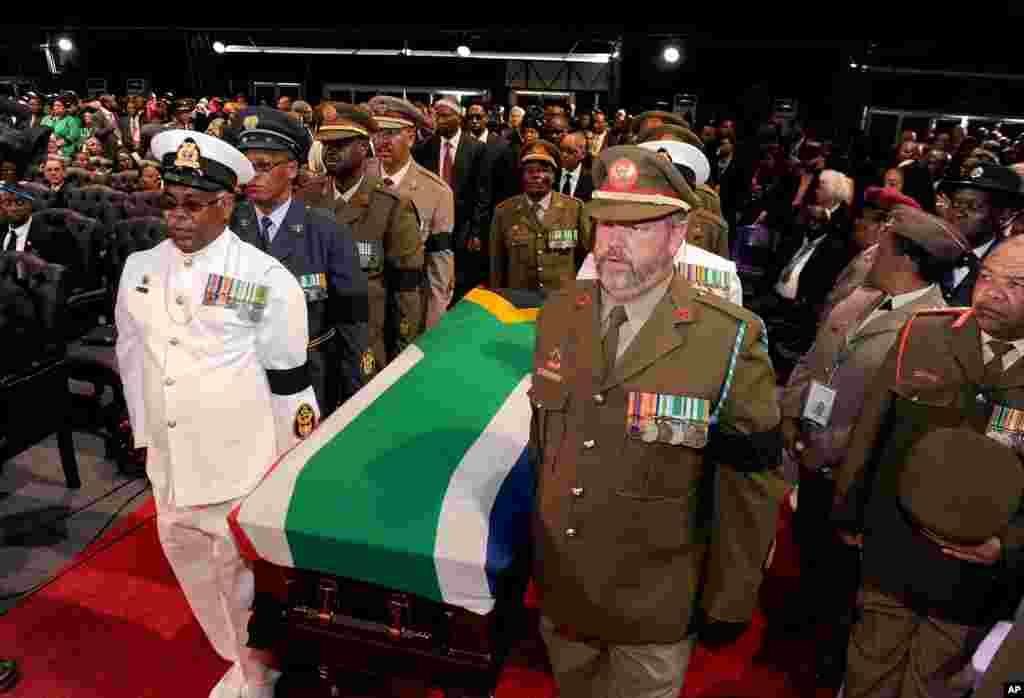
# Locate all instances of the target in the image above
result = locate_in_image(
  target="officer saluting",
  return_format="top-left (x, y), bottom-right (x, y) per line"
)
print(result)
top-left (489, 139), bottom-right (591, 292)
top-left (301, 104), bottom-right (424, 377)
top-left (530, 146), bottom-right (782, 697)
top-left (115, 130), bottom-right (319, 698)
top-left (229, 108), bottom-right (368, 414)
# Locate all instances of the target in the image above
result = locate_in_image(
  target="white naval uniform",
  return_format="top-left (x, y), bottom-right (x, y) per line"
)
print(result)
top-left (115, 228), bottom-right (319, 698)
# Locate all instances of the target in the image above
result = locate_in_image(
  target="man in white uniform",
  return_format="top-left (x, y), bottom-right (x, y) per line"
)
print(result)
top-left (115, 130), bottom-right (320, 698)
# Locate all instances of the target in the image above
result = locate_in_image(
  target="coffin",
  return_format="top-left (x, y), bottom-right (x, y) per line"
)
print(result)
top-left (231, 289), bottom-right (543, 695)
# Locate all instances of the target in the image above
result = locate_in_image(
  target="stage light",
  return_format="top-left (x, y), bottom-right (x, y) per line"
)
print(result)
top-left (663, 46), bottom-right (680, 64)
top-left (213, 41), bottom-right (226, 54)
top-left (57, 38), bottom-right (73, 52)
top-left (456, 45), bottom-right (471, 58)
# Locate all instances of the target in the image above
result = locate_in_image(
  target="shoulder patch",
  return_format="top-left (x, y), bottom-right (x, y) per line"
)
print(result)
top-left (910, 307), bottom-right (973, 328)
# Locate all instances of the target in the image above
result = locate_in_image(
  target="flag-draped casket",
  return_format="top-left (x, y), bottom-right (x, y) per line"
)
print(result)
top-left (229, 288), bottom-right (541, 694)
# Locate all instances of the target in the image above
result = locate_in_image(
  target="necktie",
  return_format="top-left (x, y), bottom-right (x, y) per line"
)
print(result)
top-left (259, 217), bottom-right (273, 251)
top-left (602, 306), bottom-right (629, 381)
top-left (561, 172), bottom-right (572, 196)
top-left (878, 298), bottom-right (893, 312)
top-left (985, 340), bottom-right (1014, 384)
top-left (530, 201), bottom-right (544, 227)
top-left (780, 238), bottom-right (815, 284)
top-left (442, 141), bottom-right (455, 188)
top-left (382, 177), bottom-right (395, 189)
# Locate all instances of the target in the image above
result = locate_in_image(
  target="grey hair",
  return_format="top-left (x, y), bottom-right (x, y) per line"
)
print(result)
top-left (510, 106), bottom-right (525, 117)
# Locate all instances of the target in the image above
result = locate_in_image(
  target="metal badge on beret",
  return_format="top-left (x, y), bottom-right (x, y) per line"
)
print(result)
top-left (399, 318), bottom-right (413, 339)
top-left (294, 403), bottom-right (317, 438)
top-left (244, 115), bottom-right (259, 131)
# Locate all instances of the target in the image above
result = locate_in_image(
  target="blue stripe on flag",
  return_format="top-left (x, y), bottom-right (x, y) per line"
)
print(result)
top-left (484, 446), bottom-right (535, 597)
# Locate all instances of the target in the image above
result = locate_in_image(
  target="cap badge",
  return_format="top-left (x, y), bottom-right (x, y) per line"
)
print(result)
top-left (174, 139), bottom-right (203, 173)
top-left (294, 403), bottom-right (317, 439)
top-left (971, 166), bottom-right (984, 180)
top-left (608, 158), bottom-right (639, 192)
top-left (675, 308), bottom-right (691, 322)
top-left (243, 115), bottom-right (259, 130)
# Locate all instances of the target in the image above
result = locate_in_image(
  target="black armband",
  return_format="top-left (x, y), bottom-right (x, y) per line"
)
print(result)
top-left (333, 292), bottom-right (370, 324)
top-left (266, 363), bottom-right (312, 395)
top-left (425, 232), bottom-right (452, 254)
top-left (706, 424), bottom-right (782, 472)
top-left (385, 266), bottom-right (426, 292)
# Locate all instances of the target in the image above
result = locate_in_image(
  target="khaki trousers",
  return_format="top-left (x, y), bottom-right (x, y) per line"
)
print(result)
top-left (844, 588), bottom-right (985, 698)
top-left (539, 615), bottom-right (695, 698)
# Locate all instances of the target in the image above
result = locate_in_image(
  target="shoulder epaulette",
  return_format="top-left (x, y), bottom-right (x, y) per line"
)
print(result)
top-left (416, 166), bottom-right (452, 191)
top-left (496, 195), bottom-right (520, 210)
top-left (895, 307), bottom-right (972, 382)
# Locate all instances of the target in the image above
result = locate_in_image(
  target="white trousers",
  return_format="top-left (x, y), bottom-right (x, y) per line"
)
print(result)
top-left (150, 449), bottom-right (277, 698)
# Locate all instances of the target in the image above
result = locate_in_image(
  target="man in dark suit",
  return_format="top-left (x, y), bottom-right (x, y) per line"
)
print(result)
top-left (1, 186), bottom-right (80, 284)
top-left (229, 108), bottom-right (368, 415)
top-left (414, 98), bottom-right (492, 302)
top-left (556, 132), bottom-right (594, 202)
top-left (466, 102), bottom-right (520, 214)
top-left (119, 100), bottom-right (145, 153)
top-left (939, 162), bottom-right (1023, 306)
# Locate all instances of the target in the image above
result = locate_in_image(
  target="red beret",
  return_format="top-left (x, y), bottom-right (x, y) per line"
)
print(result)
top-left (863, 186), bottom-right (921, 211)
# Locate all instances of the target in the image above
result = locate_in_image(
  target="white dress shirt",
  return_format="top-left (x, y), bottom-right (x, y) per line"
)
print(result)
top-left (379, 157), bottom-right (414, 190)
top-left (775, 234), bottom-right (828, 300)
top-left (439, 129), bottom-right (462, 179)
top-left (981, 330), bottom-right (1024, 372)
top-left (257, 198), bottom-right (293, 244)
top-left (559, 164), bottom-right (582, 198)
top-left (2, 218), bottom-right (30, 253)
top-left (475, 129), bottom-right (489, 143)
top-left (953, 238), bottom-right (997, 288)
top-left (526, 191), bottom-right (553, 221)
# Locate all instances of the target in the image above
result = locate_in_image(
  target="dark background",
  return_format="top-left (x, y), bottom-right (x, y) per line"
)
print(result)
top-left (7, 24), bottom-right (1024, 141)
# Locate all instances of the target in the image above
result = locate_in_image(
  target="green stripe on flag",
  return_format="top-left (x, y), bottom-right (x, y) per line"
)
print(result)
top-left (283, 299), bottom-right (536, 603)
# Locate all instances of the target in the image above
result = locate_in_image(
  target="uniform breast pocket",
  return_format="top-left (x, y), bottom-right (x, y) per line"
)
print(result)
top-left (198, 304), bottom-right (260, 348)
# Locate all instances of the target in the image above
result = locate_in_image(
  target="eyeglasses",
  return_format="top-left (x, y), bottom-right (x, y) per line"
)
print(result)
top-left (159, 192), bottom-right (222, 216)
top-left (248, 159), bottom-right (289, 175)
top-left (950, 200), bottom-right (985, 214)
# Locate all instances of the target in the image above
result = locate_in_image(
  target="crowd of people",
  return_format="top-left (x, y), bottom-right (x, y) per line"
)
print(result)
top-left (3, 83), bottom-right (1024, 698)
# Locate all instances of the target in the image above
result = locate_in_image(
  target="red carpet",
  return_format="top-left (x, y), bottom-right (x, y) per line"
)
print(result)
top-left (1, 491), bottom-right (834, 697)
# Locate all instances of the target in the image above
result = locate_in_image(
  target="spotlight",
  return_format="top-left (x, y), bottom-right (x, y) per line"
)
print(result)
top-left (849, 61), bottom-right (858, 69)
top-left (57, 37), bottom-right (73, 52)
top-left (213, 41), bottom-right (226, 55)
top-left (662, 45), bottom-right (680, 64)
top-left (456, 45), bottom-right (471, 58)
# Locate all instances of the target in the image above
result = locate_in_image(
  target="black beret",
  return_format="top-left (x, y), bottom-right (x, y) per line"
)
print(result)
top-left (230, 107), bottom-right (312, 163)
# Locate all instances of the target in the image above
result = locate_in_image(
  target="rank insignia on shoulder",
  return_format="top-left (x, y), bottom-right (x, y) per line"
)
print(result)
top-left (399, 318), bottom-right (413, 339)
top-left (576, 293), bottom-right (592, 308)
top-left (294, 403), bottom-right (317, 439)
top-left (290, 224), bottom-right (304, 235)
top-left (627, 392), bottom-right (710, 448)
top-left (361, 350), bottom-right (376, 378)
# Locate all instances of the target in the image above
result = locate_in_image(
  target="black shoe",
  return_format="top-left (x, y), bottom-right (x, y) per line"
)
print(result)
top-left (0, 660), bottom-right (19, 692)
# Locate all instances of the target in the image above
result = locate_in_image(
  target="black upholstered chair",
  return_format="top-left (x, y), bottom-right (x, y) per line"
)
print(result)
top-left (123, 191), bottom-right (163, 220)
top-left (0, 254), bottom-right (79, 488)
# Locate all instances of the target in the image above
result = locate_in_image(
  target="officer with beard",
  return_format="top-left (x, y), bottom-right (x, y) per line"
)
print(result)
top-left (301, 104), bottom-right (424, 379)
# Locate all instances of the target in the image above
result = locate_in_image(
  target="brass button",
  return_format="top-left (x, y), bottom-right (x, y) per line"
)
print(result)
top-left (583, 440), bottom-right (595, 449)
top-left (170, 338), bottom-right (180, 346)
top-left (175, 295), bottom-right (186, 305)
top-left (164, 378), bottom-right (175, 387)
top-left (167, 420), bottom-right (177, 428)
top-left (537, 266), bottom-right (543, 272)
top-left (183, 258), bottom-right (193, 268)
top-left (565, 528), bottom-right (577, 538)
top-left (571, 487), bottom-right (584, 498)
top-left (593, 394), bottom-right (605, 405)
